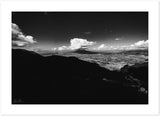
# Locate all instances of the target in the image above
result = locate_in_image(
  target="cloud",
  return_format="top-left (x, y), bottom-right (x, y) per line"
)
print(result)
top-left (70, 38), bottom-right (95, 50)
top-left (12, 23), bottom-right (22, 36)
top-left (56, 38), bottom-right (148, 51)
top-left (134, 40), bottom-right (148, 47)
top-left (117, 40), bottom-right (148, 50)
top-left (115, 38), bottom-right (121, 41)
top-left (58, 46), bottom-right (70, 51)
top-left (97, 44), bottom-right (116, 50)
top-left (96, 40), bottom-right (148, 51)
top-left (12, 41), bottom-right (29, 47)
top-left (12, 23), bottom-right (37, 47)
top-left (51, 48), bottom-right (57, 51)
top-left (130, 40), bottom-right (148, 49)
top-left (56, 38), bottom-right (95, 51)
top-left (97, 44), bottom-right (106, 50)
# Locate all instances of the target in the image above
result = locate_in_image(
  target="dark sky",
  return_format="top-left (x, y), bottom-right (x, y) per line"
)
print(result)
top-left (12, 12), bottom-right (148, 49)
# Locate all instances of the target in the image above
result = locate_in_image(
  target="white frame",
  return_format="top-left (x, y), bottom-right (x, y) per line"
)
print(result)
top-left (0, 0), bottom-right (159, 115)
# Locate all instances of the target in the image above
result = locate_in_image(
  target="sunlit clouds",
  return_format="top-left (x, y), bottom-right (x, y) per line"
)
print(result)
top-left (53, 38), bottom-right (95, 51)
top-left (96, 40), bottom-right (148, 51)
top-left (12, 23), bottom-right (37, 47)
top-left (49, 39), bottom-right (148, 51)
top-left (131, 40), bottom-right (148, 48)
top-left (12, 12), bottom-right (148, 51)
top-left (70, 38), bottom-right (95, 50)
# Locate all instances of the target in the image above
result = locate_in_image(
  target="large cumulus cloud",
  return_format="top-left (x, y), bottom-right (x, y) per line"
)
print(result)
top-left (12, 23), bottom-right (37, 47)
top-left (70, 38), bottom-right (95, 50)
top-left (57, 38), bottom-right (95, 50)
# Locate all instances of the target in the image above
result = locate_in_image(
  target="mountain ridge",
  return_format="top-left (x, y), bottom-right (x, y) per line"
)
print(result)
top-left (12, 49), bottom-right (148, 104)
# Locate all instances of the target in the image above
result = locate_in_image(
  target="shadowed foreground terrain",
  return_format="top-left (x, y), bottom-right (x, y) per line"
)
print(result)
top-left (12, 49), bottom-right (148, 104)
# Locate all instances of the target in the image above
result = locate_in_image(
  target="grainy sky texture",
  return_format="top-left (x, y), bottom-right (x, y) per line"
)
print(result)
top-left (12, 12), bottom-right (148, 50)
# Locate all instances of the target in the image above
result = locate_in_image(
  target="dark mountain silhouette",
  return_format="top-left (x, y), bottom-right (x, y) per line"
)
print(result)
top-left (121, 62), bottom-right (148, 90)
top-left (12, 49), bottom-right (148, 104)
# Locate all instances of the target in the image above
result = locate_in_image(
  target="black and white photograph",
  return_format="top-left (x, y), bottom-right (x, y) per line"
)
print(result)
top-left (12, 12), bottom-right (148, 104)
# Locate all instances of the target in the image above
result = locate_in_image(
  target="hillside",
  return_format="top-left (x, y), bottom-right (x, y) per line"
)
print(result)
top-left (12, 49), bottom-right (148, 104)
